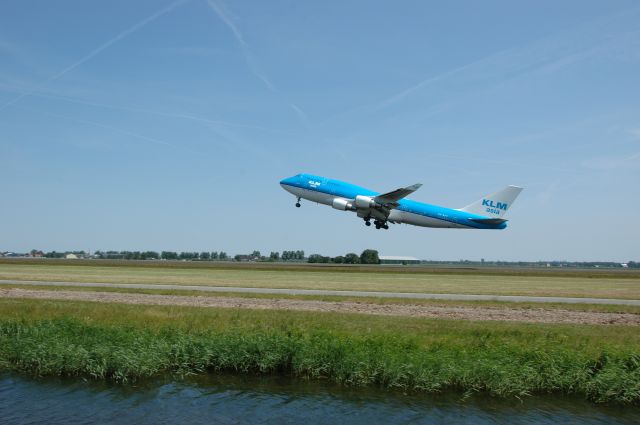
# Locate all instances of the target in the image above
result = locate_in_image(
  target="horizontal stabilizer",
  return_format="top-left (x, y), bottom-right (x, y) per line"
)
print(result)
top-left (469, 217), bottom-right (508, 225)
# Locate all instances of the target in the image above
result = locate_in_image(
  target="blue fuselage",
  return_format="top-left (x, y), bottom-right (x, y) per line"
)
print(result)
top-left (280, 173), bottom-right (507, 230)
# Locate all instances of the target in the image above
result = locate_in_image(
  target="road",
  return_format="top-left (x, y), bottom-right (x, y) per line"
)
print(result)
top-left (1, 279), bottom-right (639, 306)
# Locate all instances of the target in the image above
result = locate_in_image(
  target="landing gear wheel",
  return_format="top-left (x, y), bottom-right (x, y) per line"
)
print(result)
top-left (295, 202), bottom-right (301, 208)
top-left (365, 221), bottom-right (371, 226)
top-left (383, 224), bottom-right (389, 230)
top-left (375, 224), bottom-right (381, 229)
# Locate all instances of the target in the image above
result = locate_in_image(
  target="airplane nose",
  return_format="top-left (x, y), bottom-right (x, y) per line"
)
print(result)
top-left (280, 176), bottom-right (295, 186)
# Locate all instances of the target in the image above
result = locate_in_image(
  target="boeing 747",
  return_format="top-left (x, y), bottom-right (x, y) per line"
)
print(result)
top-left (280, 173), bottom-right (522, 230)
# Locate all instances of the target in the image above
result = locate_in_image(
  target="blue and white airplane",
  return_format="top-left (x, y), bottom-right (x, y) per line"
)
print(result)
top-left (280, 173), bottom-right (523, 230)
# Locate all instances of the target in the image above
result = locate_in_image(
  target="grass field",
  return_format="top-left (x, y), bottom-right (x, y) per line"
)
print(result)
top-left (0, 298), bottom-right (638, 403)
top-left (1, 261), bottom-right (639, 299)
top-left (1, 261), bottom-right (639, 403)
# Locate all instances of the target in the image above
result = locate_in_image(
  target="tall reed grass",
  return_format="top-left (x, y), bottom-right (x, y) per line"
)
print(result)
top-left (0, 318), bottom-right (638, 404)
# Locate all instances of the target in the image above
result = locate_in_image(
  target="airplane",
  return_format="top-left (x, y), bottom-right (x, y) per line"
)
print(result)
top-left (279, 173), bottom-right (523, 230)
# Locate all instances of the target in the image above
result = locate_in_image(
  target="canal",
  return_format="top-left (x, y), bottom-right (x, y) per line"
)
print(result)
top-left (1, 373), bottom-right (638, 424)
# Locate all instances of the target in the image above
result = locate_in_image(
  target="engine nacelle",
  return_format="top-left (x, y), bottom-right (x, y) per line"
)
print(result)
top-left (332, 198), bottom-right (355, 211)
top-left (354, 195), bottom-right (376, 209)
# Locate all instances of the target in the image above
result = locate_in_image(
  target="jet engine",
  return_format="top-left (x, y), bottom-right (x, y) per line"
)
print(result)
top-left (332, 198), bottom-right (355, 211)
top-left (354, 195), bottom-right (376, 209)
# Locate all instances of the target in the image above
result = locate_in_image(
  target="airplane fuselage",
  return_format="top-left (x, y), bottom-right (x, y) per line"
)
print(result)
top-left (280, 173), bottom-right (511, 230)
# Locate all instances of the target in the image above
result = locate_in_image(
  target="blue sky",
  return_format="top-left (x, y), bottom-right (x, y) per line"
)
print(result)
top-left (1, 0), bottom-right (639, 261)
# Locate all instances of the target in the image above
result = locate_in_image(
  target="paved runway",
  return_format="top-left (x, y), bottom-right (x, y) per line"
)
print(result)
top-left (1, 279), bottom-right (639, 306)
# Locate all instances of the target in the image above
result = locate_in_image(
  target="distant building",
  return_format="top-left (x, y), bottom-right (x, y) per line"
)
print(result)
top-left (65, 253), bottom-right (79, 260)
top-left (379, 255), bottom-right (421, 265)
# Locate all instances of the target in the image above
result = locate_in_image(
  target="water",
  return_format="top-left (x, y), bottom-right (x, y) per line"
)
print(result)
top-left (0, 373), bottom-right (638, 424)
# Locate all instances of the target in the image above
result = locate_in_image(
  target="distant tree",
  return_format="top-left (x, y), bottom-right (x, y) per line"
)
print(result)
top-left (200, 252), bottom-right (210, 260)
top-left (251, 250), bottom-right (261, 259)
top-left (332, 255), bottom-right (344, 264)
top-left (308, 254), bottom-right (330, 263)
top-left (296, 250), bottom-right (305, 260)
top-left (269, 251), bottom-right (280, 261)
top-left (344, 253), bottom-right (360, 264)
top-left (234, 254), bottom-right (242, 262)
top-left (219, 252), bottom-right (228, 260)
top-left (141, 251), bottom-right (159, 260)
top-left (211, 252), bottom-right (219, 260)
top-left (360, 249), bottom-right (379, 264)
top-left (161, 251), bottom-right (178, 260)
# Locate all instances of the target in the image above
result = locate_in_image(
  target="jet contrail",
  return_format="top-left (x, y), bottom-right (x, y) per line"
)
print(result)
top-left (206, 0), bottom-right (277, 92)
top-left (28, 91), bottom-right (285, 132)
top-left (15, 104), bottom-right (188, 151)
top-left (0, 0), bottom-right (189, 112)
top-left (206, 0), bottom-right (311, 124)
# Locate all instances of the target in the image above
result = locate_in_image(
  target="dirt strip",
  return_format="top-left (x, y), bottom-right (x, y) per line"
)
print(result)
top-left (1, 288), bottom-right (639, 325)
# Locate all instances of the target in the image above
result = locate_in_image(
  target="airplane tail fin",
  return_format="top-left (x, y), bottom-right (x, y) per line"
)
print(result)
top-left (459, 185), bottom-right (523, 218)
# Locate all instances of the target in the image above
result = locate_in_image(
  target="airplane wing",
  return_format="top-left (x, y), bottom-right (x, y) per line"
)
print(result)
top-left (374, 183), bottom-right (422, 208)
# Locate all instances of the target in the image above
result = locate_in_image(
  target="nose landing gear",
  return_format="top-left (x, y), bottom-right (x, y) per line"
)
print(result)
top-left (295, 197), bottom-right (301, 208)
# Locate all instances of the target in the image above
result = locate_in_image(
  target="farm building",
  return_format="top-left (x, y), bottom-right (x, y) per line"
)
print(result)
top-left (378, 256), bottom-right (421, 265)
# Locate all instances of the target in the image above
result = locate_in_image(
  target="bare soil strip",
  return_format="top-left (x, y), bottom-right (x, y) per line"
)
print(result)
top-left (2, 288), bottom-right (639, 326)
top-left (2, 280), bottom-right (640, 305)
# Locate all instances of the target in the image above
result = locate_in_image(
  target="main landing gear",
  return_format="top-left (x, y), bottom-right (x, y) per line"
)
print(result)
top-left (295, 197), bottom-right (301, 208)
top-left (364, 218), bottom-right (389, 230)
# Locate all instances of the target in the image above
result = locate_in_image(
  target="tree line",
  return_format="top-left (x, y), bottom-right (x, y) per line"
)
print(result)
top-left (40, 250), bottom-right (307, 262)
top-left (308, 249), bottom-right (379, 264)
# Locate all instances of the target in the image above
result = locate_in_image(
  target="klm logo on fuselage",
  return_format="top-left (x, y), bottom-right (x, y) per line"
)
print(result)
top-left (308, 180), bottom-right (321, 188)
top-left (482, 199), bottom-right (508, 210)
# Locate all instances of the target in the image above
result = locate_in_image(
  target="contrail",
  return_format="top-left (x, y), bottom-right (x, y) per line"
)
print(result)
top-left (206, 0), bottom-right (276, 91)
top-left (0, 0), bottom-right (189, 112)
top-left (28, 91), bottom-right (285, 132)
top-left (207, 0), bottom-right (247, 47)
top-left (16, 104), bottom-right (189, 152)
top-left (290, 103), bottom-right (310, 126)
top-left (206, 0), bottom-right (311, 124)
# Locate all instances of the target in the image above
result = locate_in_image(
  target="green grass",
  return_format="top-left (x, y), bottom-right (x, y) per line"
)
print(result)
top-left (0, 298), bottom-right (638, 403)
top-left (1, 262), bottom-right (639, 299)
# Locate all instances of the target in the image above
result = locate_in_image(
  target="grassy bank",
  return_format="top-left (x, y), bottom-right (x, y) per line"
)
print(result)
top-left (0, 299), bottom-right (639, 403)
